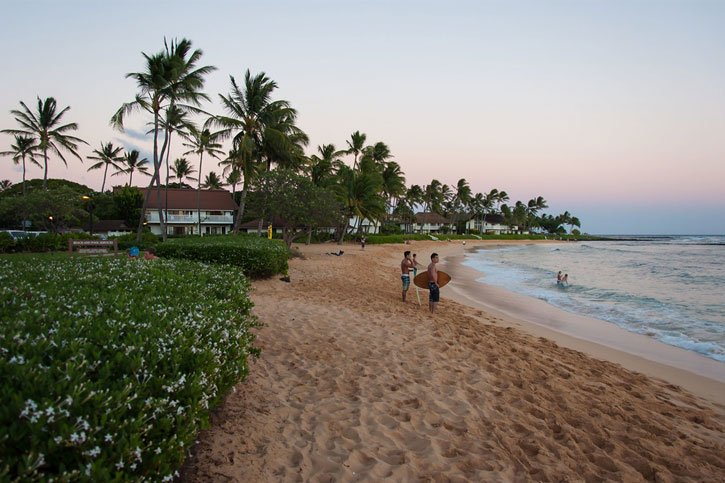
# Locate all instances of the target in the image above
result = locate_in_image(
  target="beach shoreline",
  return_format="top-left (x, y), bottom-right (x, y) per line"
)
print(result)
top-left (181, 239), bottom-right (725, 481)
top-left (434, 243), bottom-right (725, 405)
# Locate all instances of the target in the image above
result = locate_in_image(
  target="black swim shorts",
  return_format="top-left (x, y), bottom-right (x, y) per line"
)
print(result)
top-left (428, 282), bottom-right (440, 302)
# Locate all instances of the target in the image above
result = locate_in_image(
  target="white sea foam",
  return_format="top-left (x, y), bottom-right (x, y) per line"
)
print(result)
top-left (463, 237), bottom-right (725, 363)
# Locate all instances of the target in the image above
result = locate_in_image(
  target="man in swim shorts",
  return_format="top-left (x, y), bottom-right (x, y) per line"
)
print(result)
top-left (401, 250), bottom-right (416, 302)
top-left (428, 252), bottom-right (440, 313)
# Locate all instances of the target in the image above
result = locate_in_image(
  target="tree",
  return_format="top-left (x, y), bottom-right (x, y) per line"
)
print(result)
top-left (0, 135), bottom-right (39, 197)
top-left (252, 169), bottom-right (343, 248)
top-left (87, 142), bottom-right (124, 192)
top-left (334, 165), bottom-right (385, 241)
top-left (225, 168), bottom-right (241, 195)
top-left (2, 97), bottom-right (87, 190)
top-left (306, 144), bottom-right (344, 188)
top-left (345, 131), bottom-right (367, 169)
top-left (0, 180), bottom-right (10, 191)
top-left (214, 70), bottom-right (302, 233)
top-left (381, 161), bottom-right (406, 216)
top-left (111, 37), bottom-right (215, 242)
top-left (112, 186), bottom-right (144, 227)
top-left (201, 171), bottom-right (224, 190)
top-left (219, 142), bottom-right (259, 234)
top-left (184, 127), bottom-right (223, 235)
top-left (454, 178), bottom-right (472, 213)
top-left (170, 158), bottom-right (197, 186)
top-left (114, 149), bottom-right (150, 186)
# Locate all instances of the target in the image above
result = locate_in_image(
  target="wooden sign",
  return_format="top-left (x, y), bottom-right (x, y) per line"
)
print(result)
top-left (68, 239), bottom-right (118, 258)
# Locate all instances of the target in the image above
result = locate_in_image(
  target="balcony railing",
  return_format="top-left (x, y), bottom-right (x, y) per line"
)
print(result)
top-left (145, 212), bottom-right (234, 224)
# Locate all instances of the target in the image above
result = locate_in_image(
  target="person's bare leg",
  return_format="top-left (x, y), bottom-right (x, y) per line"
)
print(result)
top-left (431, 302), bottom-right (438, 313)
top-left (402, 290), bottom-right (407, 302)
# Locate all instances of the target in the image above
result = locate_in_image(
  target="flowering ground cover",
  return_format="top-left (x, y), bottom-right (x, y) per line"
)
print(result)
top-left (0, 257), bottom-right (259, 481)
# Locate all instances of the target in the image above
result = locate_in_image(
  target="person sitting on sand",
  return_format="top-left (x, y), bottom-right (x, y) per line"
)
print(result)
top-left (557, 271), bottom-right (562, 285)
top-left (325, 250), bottom-right (344, 256)
top-left (144, 246), bottom-right (158, 260)
top-left (428, 253), bottom-right (440, 313)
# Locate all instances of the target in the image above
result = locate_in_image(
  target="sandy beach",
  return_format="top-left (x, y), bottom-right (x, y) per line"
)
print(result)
top-left (181, 240), bottom-right (725, 482)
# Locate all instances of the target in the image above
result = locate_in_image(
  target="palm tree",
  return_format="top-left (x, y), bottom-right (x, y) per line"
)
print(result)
top-left (225, 167), bottom-right (241, 195)
top-left (0, 180), bottom-right (10, 191)
top-left (334, 165), bottom-right (385, 241)
top-left (113, 149), bottom-right (150, 186)
top-left (184, 127), bottom-right (223, 235)
top-left (381, 161), bottom-right (406, 216)
top-left (345, 131), bottom-right (367, 169)
top-left (87, 142), bottom-right (124, 192)
top-left (202, 171), bottom-right (224, 189)
top-left (307, 144), bottom-right (344, 187)
top-left (219, 142), bottom-right (258, 233)
top-left (213, 70), bottom-right (301, 233)
top-left (170, 158), bottom-right (197, 186)
top-left (156, 104), bottom-right (196, 221)
top-left (454, 178), bottom-right (472, 212)
top-left (0, 135), bottom-right (39, 196)
top-left (2, 97), bottom-right (87, 189)
top-left (111, 37), bottom-right (215, 242)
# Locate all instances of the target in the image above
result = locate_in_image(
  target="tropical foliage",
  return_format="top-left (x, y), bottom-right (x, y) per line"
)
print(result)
top-left (1, 257), bottom-right (258, 480)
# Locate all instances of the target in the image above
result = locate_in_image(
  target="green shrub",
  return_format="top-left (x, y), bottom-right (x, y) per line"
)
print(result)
top-left (113, 231), bottom-right (159, 250)
top-left (0, 257), bottom-right (258, 481)
top-left (0, 232), bottom-right (14, 253)
top-left (14, 232), bottom-right (98, 253)
top-left (155, 235), bottom-right (288, 278)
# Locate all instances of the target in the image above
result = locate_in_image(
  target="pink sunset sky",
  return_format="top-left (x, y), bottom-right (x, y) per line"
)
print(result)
top-left (1, 1), bottom-right (724, 234)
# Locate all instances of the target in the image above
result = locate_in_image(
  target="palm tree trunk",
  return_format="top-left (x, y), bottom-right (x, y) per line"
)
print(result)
top-left (101, 163), bottom-right (108, 192)
top-left (164, 132), bottom-right (171, 231)
top-left (21, 154), bottom-right (26, 197)
top-left (197, 151), bottom-right (204, 236)
top-left (137, 109), bottom-right (166, 243)
top-left (129, 170), bottom-right (133, 187)
top-left (232, 182), bottom-right (248, 234)
top-left (42, 148), bottom-right (48, 190)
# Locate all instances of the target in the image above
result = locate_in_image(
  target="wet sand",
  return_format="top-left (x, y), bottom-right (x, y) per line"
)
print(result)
top-left (181, 240), bottom-right (725, 482)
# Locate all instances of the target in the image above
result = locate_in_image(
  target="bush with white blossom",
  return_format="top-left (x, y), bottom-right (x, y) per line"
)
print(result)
top-left (0, 256), bottom-right (259, 481)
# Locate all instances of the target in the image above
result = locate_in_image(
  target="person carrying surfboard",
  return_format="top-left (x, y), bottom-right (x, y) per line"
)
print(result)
top-left (428, 253), bottom-right (440, 313)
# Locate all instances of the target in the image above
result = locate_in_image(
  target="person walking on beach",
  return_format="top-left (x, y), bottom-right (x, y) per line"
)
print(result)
top-left (361, 236), bottom-right (366, 250)
top-left (401, 251), bottom-right (416, 302)
top-left (428, 252), bottom-right (440, 313)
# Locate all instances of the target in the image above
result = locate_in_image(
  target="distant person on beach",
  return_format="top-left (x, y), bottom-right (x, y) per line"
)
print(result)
top-left (127, 246), bottom-right (140, 259)
top-left (143, 247), bottom-right (158, 260)
top-left (361, 236), bottom-right (366, 250)
top-left (557, 271), bottom-right (563, 285)
top-left (401, 251), bottom-right (415, 302)
top-left (428, 252), bottom-right (440, 313)
top-left (561, 273), bottom-right (569, 287)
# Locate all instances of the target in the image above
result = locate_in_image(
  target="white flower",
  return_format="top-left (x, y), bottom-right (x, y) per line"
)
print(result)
top-left (105, 433), bottom-right (113, 443)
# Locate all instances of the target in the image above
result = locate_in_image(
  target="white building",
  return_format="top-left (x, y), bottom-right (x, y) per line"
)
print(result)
top-left (142, 188), bottom-right (237, 236)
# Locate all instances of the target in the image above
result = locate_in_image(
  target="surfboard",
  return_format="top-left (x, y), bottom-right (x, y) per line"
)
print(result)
top-left (414, 270), bottom-right (451, 289)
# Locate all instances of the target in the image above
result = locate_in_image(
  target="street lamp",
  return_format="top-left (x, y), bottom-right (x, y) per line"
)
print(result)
top-left (82, 194), bottom-right (94, 236)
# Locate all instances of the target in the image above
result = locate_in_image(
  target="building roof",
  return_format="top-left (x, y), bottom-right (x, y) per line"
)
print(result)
top-left (83, 219), bottom-right (132, 232)
top-left (141, 188), bottom-right (238, 210)
top-left (482, 214), bottom-right (507, 225)
top-left (446, 213), bottom-right (473, 223)
top-left (414, 212), bottom-right (453, 225)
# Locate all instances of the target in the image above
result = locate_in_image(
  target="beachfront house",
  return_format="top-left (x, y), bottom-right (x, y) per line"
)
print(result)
top-left (406, 212), bottom-right (455, 234)
top-left (141, 188), bottom-right (237, 236)
top-left (465, 213), bottom-right (519, 234)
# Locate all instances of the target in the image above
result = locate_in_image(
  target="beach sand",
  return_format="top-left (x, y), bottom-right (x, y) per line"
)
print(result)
top-left (180, 240), bottom-right (725, 482)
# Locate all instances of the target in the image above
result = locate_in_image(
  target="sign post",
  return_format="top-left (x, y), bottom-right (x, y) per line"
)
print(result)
top-left (69, 239), bottom-right (118, 258)
top-left (267, 225), bottom-right (272, 240)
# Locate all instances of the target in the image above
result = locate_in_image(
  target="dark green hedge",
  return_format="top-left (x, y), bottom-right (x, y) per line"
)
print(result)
top-left (0, 257), bottom-right (258, 481)
top-left (155, 235), bottom-right (289, 278)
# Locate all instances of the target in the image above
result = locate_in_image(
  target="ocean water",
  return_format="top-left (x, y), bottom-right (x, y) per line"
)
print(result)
top-left (462, 236), bottom-right (725, 363)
